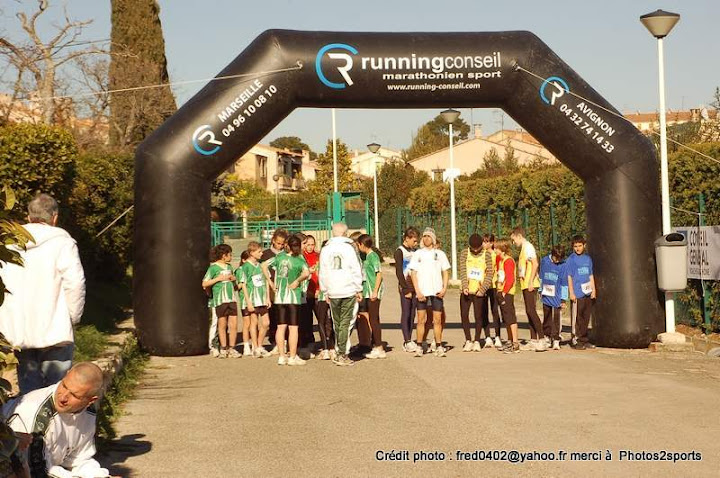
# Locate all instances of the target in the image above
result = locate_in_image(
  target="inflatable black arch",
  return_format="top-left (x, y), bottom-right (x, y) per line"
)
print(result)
top-left (134, 30), bottom-right (663, 355)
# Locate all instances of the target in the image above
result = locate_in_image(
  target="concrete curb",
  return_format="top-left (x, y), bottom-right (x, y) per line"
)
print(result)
top-left (93, 318), bottom-right (136, 390)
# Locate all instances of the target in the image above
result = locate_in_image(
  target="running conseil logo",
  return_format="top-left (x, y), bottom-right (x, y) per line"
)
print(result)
top-left (192, 124), bottom-right (222, 156)
top-left (315, 43), bottom-right (358, 89)
top-left (539, 76), bottom-right (570, 106)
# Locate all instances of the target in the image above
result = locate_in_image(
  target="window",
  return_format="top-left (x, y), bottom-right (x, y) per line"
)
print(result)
top-left (256, 155), bottom-right (267, 179)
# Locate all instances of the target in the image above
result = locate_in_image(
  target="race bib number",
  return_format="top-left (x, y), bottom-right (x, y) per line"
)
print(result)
top-left (542, 284), bottom-right (556, 297)
top-left (497, 270), bottom-right (506, 284)
top-left (252, 274), bottom-right (264, 288)
top-left (219, 269), bottom-right (232, 280)
top-left (581, 282), bottom-right (593, 295)
top-left (468, 268), bottom-right (484, 281)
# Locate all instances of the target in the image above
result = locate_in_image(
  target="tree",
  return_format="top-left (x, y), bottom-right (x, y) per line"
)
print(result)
top-left (109, 0), bottom-right (176, 148)
top-left (0, 0), bottom-right (104, 124)
top-left (404, 114), bottom-right (470, 160)
top-left (307, 138), bottom-right (356, 200)
top-left (502, 144), bottom-right (519, 173)
top-left (269, 136), bottom-right (317, 161)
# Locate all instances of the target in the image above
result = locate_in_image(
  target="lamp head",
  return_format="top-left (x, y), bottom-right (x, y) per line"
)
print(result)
top-left (640, 9), bottom-right (680, 39)
top-left (367, 142), bottom-right (381, 154)
top-left (440, 108), bottom-right (461, 124)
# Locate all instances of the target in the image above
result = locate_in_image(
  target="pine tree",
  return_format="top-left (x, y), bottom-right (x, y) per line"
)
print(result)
top-left (109, 0), bottom-right (177, 148)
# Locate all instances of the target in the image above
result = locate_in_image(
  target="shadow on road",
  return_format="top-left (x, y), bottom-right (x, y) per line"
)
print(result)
top-left (99, 433), bottom-right (152, 477)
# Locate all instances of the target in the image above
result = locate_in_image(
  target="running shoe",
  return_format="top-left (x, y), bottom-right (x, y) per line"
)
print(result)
top-left (543, 337), bottom-right (552, 348)
top-left (430, 340), bottom-right (437, 352)
top-left (519, 341), bottom-right (537, 352)
top-left (376, 348), bottom-right (387, 359)
top-left (210, 348), bottom-right (220, 358)
top-left (227, 348), bottom-right (242, 358)
top-left (243, 343), bottom-right (253, 356)
top-left (435, 345), bottom-right (447, 357)
top-left (535, 339), bottom-right (548, 352)
top-left (333, 354), bottom-right (354, 366)
top-left (414, 343), bottom-right (425, 358)
top-left (473, 340), bottom-right (482, 352)
top-left (484, 337), bottom-right (493, 349)
top-left (403, 341), bottom-right (418, 353)
top-left (462, 340), bottom-right (473, 352)
top-left (571, 336), bottom-right (578, 347)
top-left (269, 345), bottom-right (280, 356)
top-left (329, 349), bottom-right (337, 361)
top-left (501, 342), bottom-right (513, 354)
top-left (364, 348), bottom-right (381, 360)
top-left (218, 349), bottom-right (228, 358)
top-left (288, 355), bottom-right (307, 366)
top-left (494, 337), bottom-right (503, 349)
top-left (512, 342), bottom-right (520, 353)
top-left (552, 340), bottom-right (561, 351)
top-left (277, 355), bottom-right (288, 365)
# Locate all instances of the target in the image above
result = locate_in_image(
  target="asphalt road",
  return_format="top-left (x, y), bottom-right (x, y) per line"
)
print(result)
top-left (100, 266), bottom-right (720, 477)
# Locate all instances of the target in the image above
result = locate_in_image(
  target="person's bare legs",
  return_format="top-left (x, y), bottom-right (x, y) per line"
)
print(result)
top-left (228, 315), bottom-right (238, 348)
top-left (416, 309), bottom-right (427, 347)
top-left (276, 325), bottom-right (288, 358)
top-left (257, 314), bottom-right (269, 349)
top-left (242, 315), bottom-right (251, 347)
top-left (432, 310), bottom-right (443, 344)
top-left (218, 316), bottom-right (228, 349)
top-left (289, 325), bottom-right (299, 358)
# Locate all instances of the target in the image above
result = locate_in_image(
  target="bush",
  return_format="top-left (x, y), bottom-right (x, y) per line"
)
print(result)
top-left (0, 123), bottom-right (77, 216)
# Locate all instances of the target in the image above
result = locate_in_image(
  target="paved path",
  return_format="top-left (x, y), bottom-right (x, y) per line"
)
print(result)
top-left (101, 266), bottom-right (720, 477)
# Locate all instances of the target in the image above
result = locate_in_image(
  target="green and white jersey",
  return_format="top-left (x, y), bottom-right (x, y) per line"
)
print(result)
top-left (267, 252), bottom-right (308, 305)
top-left (241, 261), bottom-right (268, 307)
top-left (362, 250), bottom-right (384, 299)
top-left (234, 265), bottom-right (246, 310)
top-left (203, 262), bottom-right (236, 307)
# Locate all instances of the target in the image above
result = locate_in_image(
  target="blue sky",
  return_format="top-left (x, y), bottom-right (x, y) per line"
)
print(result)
top-left (2, 0), bottom-right (718, 153)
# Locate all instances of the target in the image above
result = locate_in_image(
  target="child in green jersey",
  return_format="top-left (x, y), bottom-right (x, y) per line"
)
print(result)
top-left (202, 244), bottom-right (239, 358)
top-left (241, 242), bottom-right (271, 358)
top-left (357, 234), bottom-right (385, 359)
top-left (235, 250), bottom-right (253, 356)
top-left (262, 236), bottom-right (310, 366)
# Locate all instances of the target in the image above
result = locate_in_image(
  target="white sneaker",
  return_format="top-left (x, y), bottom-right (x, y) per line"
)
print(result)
top-left (430, 340), bottom-right (437, 352)
top-left (269, 345), bottom-right (280, 356)
top-left (376, 348), bottom-right (387, 359)
top-left (414, 343), bottom-right (425, 357)
top-left (462, 340), bottom-right (473, 352)
top-left (288, 355), bottom-right (306, 366)
top-left (320, 349), bottom-right (331, 360)
top-left (243, 343), bottom-right (253, 356)
top-left (543, 337), bottom-right (552, 348)
top-left (435, 345), bottom-right (447, 357)
top-left (519, 341), bottom-right (537, 352)
top-left (227, 348), bottom-right (242, 358)
top-left (484, 337), bottom-right (493, 348)
top-left (364, 348), bottom-right (381, 360)
top-left (552, 340), bottom-right (560, 350)
top-left (329, 349), bottom-right (337, 361)
top-left (571, 336), bottom-right (578, 347)
top-left (494, 337), bottom-right (503, 349)
top-left (210, 348), bottom-right (220, 358)
top-left (403, 341), bottom-right (418, 353)
top-left (535, 339), bottom-right (548, 352)
top-left (472, 340), bottom-right (482, 352)
top-left (277, 355), bottom-right (288, 365)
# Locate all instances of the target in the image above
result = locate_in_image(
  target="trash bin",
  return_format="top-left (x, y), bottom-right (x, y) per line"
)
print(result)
top-left (655, 233), bottom-right (688, 292)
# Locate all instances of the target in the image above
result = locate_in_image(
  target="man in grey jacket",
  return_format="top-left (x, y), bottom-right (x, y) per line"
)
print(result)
top-left (0, 193), bottom-right (86, 394)
top-left (319, 222), bottom-right (363, 366)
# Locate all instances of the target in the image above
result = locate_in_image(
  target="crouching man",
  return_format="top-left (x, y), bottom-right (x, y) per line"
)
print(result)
top-left (3, 362), bottom-right (112, 478)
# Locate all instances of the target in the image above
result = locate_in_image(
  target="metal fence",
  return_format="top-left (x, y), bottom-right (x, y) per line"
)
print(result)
top-left (394, 194), bottom-right (718, 332)
top-left (211, 218), bottom-right (332, 249)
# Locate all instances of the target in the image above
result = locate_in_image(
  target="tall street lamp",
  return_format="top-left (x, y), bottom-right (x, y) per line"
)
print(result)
top-left (640, 9), bottom-right (680, 334)
top-left (441, 108), bottom-right (461, 282)
top-left (272, 174), bottom-right (280, 221)
top-left (367, 142), bottom-right (382, 249)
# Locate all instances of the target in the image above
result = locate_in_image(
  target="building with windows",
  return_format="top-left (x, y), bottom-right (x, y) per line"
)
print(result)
top-left (408, 127), bottom-right (557, 180)
top-left (229, 144), bottom-right (316, 193)
top-left (350, 146), bottom-right (403, 177)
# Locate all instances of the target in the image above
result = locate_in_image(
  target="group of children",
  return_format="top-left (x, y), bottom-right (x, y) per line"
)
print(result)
top-left (203, 228), bottom-right (386, 365)
top-left (202, 225), bottom-right (597, 365)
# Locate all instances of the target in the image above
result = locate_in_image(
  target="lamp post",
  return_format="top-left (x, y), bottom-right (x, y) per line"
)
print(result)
top-left (367, 142), bottom-right (382, 248)
top-left (640, 9), bottom-right (680, 334)
top-left (272, 174), bottom-right (280, 221)
top-left (441, 108), bottom-right (460, 282)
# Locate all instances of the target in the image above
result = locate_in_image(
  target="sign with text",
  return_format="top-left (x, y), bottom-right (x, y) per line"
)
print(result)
top-left (673, 226), bottom-right (720, 280)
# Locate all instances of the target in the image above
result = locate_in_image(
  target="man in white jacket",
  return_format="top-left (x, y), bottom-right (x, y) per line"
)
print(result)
top-left (3, 362), bottom-right (112, 478)
top-left (0, 193), bottom-right (86, 394)
top-left (319, 222), bottom-right (363, 366)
